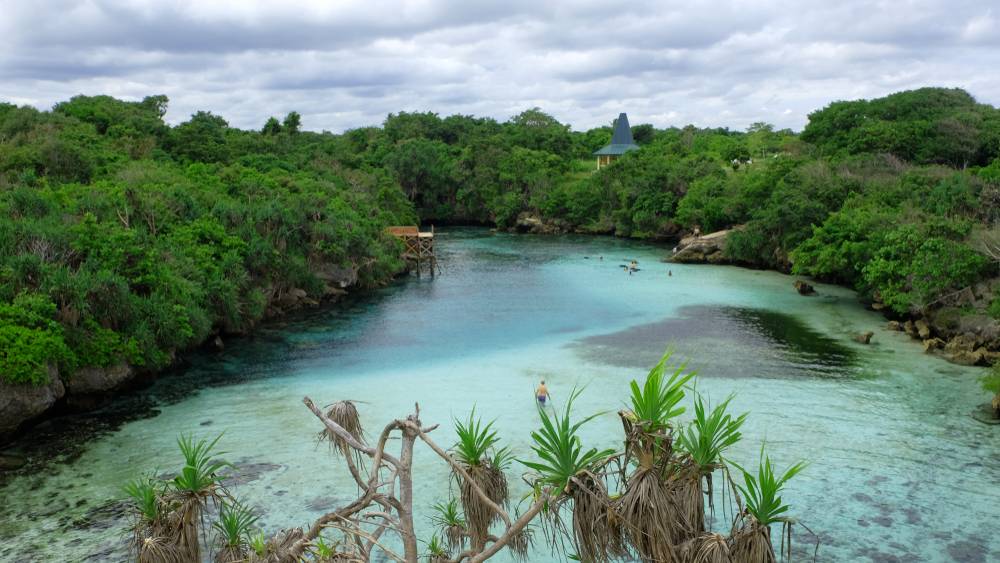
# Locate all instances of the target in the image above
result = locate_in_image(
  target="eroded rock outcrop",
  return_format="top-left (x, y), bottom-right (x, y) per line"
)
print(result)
top-left (794, 280), bottom-right (816, 295)
top-left (0, 365), bottom-right (64, 442)
top-left (669, 229), bottom-right (732, 264)
top-left (513, 212), bottom-right (571, 235)
top-left (854, 331), bottom-right (874, 344)
top-left (66, 362), bottom-right (133, 395)
top-left (875, 292), bottom-right (1000, 366)
top-left (314, 263), bottom-right (359, 296)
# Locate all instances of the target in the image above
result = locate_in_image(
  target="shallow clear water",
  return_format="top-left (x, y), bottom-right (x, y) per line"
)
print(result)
top-left (1, 228), bottom-right (998, 562)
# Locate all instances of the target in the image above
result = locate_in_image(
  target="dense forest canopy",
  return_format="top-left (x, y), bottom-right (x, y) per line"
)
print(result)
top-left (3, 87), bottom-right (1000, 387)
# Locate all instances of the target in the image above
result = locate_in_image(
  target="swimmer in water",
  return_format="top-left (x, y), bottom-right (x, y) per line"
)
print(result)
top-left (536, 379), bottom-right (551, 406)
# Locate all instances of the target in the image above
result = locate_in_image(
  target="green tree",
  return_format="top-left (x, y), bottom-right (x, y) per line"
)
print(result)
top-left (282, 111), bottom-right (301, 134)
top-left (261, 117), bottom-right (282, 135)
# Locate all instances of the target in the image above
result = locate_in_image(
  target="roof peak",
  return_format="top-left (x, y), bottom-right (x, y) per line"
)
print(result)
top-left (610, 112), bottom-right (635, 145)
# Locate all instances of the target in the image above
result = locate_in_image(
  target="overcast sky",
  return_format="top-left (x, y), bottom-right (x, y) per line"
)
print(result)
top-left (1, 1), bottom-right (998, 133)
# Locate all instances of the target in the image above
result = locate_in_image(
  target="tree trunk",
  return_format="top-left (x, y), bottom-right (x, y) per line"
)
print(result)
top-left (398, 426), bottom-right (419, 562)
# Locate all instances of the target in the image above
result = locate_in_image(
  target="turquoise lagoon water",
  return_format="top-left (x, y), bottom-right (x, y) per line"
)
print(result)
top-left (1, 228), bottom-right (998, 562)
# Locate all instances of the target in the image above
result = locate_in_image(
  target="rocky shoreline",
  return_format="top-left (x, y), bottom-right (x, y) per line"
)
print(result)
top-left (669, 228), bottom-right (1000, 368)
top-left (0, 261), bottom-right (373, 447)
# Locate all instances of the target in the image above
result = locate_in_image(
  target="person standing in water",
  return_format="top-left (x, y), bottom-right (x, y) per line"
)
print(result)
top-left (536, 379), bottom-right (551, 406)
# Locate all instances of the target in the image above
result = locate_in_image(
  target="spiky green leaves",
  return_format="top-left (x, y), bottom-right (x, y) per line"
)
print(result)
top-left (453, 408), bottom-right (501, 467)
top-left (628, 352), bottom-right (696, 432)
top-left (732, 447), bottom-right (807, 527)
top-left (249, 530), bottom-right (268, 557)
top-left (123, 476), bottom-right (162, 522)
top-left (173, 433), bottom-right (231, 494)
top-left (452, 409), bottom-right (511, 549)
top-left (424, 533), bottom-right (450, 562)
top-left (431, 497), bottom-right (467, 550)
top-left (677, 394), bottom-right (748, 471)
top-left (519, 388), bottom-right (614, 493)
top-left (431, 497), bottom-right (466, 529)
top-left (213, 500), bottom-right (259, 549)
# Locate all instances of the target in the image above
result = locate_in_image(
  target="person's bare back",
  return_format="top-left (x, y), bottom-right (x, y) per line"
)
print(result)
top-left (536, 380), bottom-right (550, 405)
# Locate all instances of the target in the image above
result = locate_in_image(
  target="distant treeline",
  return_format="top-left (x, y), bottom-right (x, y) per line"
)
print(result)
top-left (2, 87), bottom-right (1000, 386)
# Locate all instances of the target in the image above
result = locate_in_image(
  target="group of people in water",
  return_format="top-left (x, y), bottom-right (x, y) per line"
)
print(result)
top-left (580, 256), bottom-right (672, 277)
top-left (618, 258), bottom-right (672, 277)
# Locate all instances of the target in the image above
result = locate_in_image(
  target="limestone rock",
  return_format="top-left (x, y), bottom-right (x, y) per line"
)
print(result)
top-left (0, 365), bottom-right (64, 442)
top-left (66, 362), bottom-right (134, 395)
top-left (923, 338), bottom-right (944, 352)
top-left (793, 280), bottom-right (816, 296)
top-left (314, 263), bottom-right (359, 289)
top-left (982, 350), bottom-right (1000, 365)
top-left (887, 321), bottom-right (902, 331)
top-left (948, 349), bottom-right (984, 366)
top-left (670, 229), bottom-right (732, 264)
top-left (513, 212), bottom-right (570, 235)
top-left (915, 319), bottom-right (931, 340)
top-left (515, 213), bottom-right (544, 232)
top-left (275, 287), bottom-right (309, 310)
top-left (944, 333), bottom-right (980, 354)
top-left (903, 320), bottom-right (917, 337)
top-left (854, 331), bottom-right (874, 344)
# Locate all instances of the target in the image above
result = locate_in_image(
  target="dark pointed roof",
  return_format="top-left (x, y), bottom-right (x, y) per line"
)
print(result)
top-left (594, 112), bottom-right (640, 156)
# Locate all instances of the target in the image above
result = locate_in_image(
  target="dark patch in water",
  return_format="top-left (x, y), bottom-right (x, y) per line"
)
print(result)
top-left (306, 495), bottom-right (342, 512)
top-left (853, 547), bottom-right (906, 562)
top-left (948, 539), bottom-right (988, 563)
top-left (221, 460), bottom-right (284, 487)
top-left (571, 305), bottom-right (855, 378)
top-left (872, 515), bottom-right (893, 527)
top-left (901, 507), bottom-right (923, 525)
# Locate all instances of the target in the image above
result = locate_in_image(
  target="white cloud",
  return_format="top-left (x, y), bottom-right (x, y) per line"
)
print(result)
top-left (1, 0), bottom-right (998, 133)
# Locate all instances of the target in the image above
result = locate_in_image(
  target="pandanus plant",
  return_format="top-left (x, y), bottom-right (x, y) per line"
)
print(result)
top-left (520, 388), bottom-right (618, 563)
top-left (730, 448), bottom-right (807, 563)
top-left (124, 476), bottom-right (182, 563)
top-left (430, 497), bottom-right (467, 551)
top-left (424, 533), bottom-right (451, 563)
top-left (622, 352), bottom-right (696, 467)
top-left (676, 394), bottom-right (748, 533)
top-left (123, 435), bottom-right (231, 563)
top-left (212, 500), bottom-right (259, 563)
top-left (617, 353), bottom-right (696, 562)
top-left (451, 409), bottom-right (510, 550)
top-left (172, 434), bottom-right (231, 561)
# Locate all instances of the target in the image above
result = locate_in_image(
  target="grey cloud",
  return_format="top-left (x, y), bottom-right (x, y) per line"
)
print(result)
top-left (1, 0), bottom-right (998, 133)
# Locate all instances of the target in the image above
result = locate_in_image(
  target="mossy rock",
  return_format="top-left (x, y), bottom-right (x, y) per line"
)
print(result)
top-left (971, 404), bottom-right (1000, 425)
top-left (931, 307), bottom-right (962, 331)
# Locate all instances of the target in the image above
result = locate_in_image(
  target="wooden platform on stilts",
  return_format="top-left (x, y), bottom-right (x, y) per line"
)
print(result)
top-left (387, 226), bottom-right (436, 277)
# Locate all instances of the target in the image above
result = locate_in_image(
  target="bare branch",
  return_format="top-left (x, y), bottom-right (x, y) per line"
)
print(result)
top-left (324, 519), bottom-right (405, 563)
top-left (304, 396), bottom-right (402, 469)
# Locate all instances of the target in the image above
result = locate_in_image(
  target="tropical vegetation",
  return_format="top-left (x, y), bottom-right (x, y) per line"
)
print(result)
top-left (4, 87), bottom-right (1000, 390)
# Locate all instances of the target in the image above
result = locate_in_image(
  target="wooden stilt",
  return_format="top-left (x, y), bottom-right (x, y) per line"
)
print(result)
top-left (387, 225), bottom-right (436, 277)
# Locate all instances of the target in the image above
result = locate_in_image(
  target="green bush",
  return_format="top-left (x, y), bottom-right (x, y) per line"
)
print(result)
top-left (0, 294), bottom-right (74, 385)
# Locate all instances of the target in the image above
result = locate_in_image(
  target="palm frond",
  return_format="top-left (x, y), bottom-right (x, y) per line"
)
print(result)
top-left (628, 351), bottom-right (696, 432)
top-left (518, 387), bottom-right (615, 493)
top-left (730, 446), bottom-right (807, 528)
top-left (677, 393), bottom-right (747, 471)
top-left (453, 408), bottom-right (501, 467)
